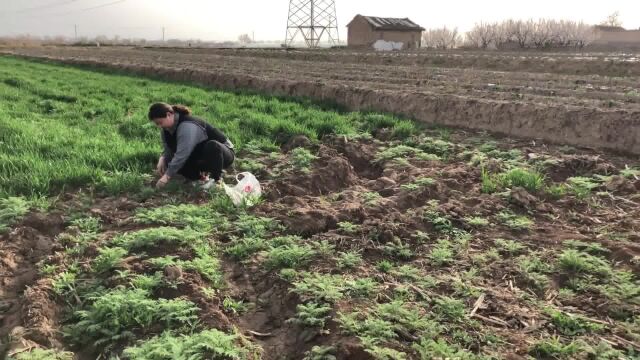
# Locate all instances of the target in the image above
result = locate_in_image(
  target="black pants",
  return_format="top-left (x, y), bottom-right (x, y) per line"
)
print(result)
top-left (178, 140), bottom-right (234, 181)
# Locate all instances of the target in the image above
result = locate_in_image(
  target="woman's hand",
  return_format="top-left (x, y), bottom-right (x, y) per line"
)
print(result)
top-left (156, 174), bottom-right (171, 189)
top-left (156, 156), bottom-right (167, 176)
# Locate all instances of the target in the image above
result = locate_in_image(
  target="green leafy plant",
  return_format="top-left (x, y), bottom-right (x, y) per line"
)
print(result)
top-left (365, 346), bottom-right (408, 360)
top-left (337, 251), bottom-right (363, 269)
top-left (311, 240), bottom-right (336, 258)
top-left (412, 339), bottom-right (483, 360)
top-left (225, 236), bottom-right (268, 260)
top-left (361, 192), bottom-right (382, 205)
top-left (264, 243), bottom-right (316, 269)
top-left (481, 168), bottom-right (499, 194)
top-left (339, 301), bottom-right (440, 354)
top-left (129, 272), bottom-right (163, 291)
top-left (567, 176), bottom-right (600, 198)
top-left (376, 260), bottom-right (394, 273)
top-left (433, 296), bottom-right (466, 322)
top-left (545, 308), bottom-right (604, 336)
top-left (147, 255), bottom-right (180, 269)
top-left (423, 209), bottom-right (454, 234)
top-left (501, 168), bottom-right (545, 192)
top-left (337, 221), bottom-right (361, 234)
top-left (134, 204), bottom-right (218, 231)
top-left (376, 144), bottom-right (441, 163)
top-left (112, 227), bottom-right (206, 250)
top-left (494, 238), bottom-right (526, 255)
top-left (291, 272), bottom-right (345, 303)
top-left (52, 269), bottom-right (78, 298)
top-left (557, 249), bottom-right (612, 277)
top-left (287, 302), bottom-right (333, 328)
top-left (303, 346), bottom-right (337, 360)
top-left (545, 184), bottom-right (568, 199)
top-left (338, 312), bottom-right (397, 345)
top-left (429, 239), bottom-right (454, 266)
top-left (345, 277), bottom-right (379, 298)
top-left (0, 196), bottom-right (30, 232)
top-left (122, 329), bottom-right (255, 360)
top-left (391, 120), bottom-right (417, 139)
top-left (375, 145), bottom-right (421, 162)
top-left (563, 240), bottom-right (609, 256)
top-left (497, 211), bottom-right (533, 230)
top-left (596, 270), bottom-right (640, 303)
top-left (235, 215), bottom-right (280, 237)
top-left (529, 337), bottom-right (584, 359)
top-left (416, 136), bottom-right (453, 157)
top-left (518, 254), bottom-right (551, 291)
top-left (482, 167), bottom-right (545, 193)
top-left (69, 216), bottom-right (102, 233)
top-left (391, 265), bottom-right (422, 281)
top-left (236, 158), bottom-right (266, 173)
top-left (400, 177), bottom-right (435, 191)
top-left (66, 288), bottom-right (199, 348)
top-left (184, 252), bottom-right (224, 285)
top-left (383, 238), bottom-right (413, 260)
top-left (92, 247), bottom-right (128, 273)
top-left (9, 348), bottom-right (74, 360)
top-left (464, 216), bottom-right (490, 227)
top-left (222, 297), bottom-right (249, 315)
top-left (290, 147), bottom-right (318, 172)
top-left (279, 268), bottom-right (299, 282)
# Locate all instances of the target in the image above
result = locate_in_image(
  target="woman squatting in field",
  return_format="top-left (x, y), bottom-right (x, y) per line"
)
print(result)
top-left (148, 102), bottom-right (235, 189)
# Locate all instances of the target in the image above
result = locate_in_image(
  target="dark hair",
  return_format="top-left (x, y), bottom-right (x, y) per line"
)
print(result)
top-left (148, 102), bottom-right (192, 120)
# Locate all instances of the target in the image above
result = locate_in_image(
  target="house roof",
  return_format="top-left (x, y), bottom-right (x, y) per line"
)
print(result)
top-left (594, 25), bottom-right (627, 32)
top-left (348, 15), bottom-right (425, 31)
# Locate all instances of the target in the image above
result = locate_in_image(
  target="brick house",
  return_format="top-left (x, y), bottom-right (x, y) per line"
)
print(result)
top-left (347, 15), bottom-right (425, 49)
top-left (593, 25), bottom-right (640, 48)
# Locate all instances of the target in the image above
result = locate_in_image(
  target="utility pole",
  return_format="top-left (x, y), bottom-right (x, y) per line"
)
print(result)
top-left (285, 0), bottom-right (339, 48)
top-left (162, 27), bottom-right (165, 42)
top-left (74, 24), bottom-right (77, 40)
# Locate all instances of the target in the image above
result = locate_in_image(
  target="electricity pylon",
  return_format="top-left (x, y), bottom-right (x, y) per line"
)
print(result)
top-left (285, 0), bottom-right (339, 48)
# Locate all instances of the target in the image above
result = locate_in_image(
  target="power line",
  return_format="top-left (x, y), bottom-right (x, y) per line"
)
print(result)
top-left (1, 0), bottom-right (127, 19)
top-left (51, 0), bottom-right (127, 15)
top-left (78, 0), bottom-right (126, 12)
top-left (15, 0), bottom-right (81, 14)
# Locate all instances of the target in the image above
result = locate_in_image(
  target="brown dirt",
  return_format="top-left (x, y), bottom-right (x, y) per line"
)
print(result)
top-left (0, 212), bottom-right (64, 355)
top-left (234, 132), bottom-right (639, 358)
top-left (1, 119), bottom-right (639, 358)
top-left (2, 47), bottom-right (640, 154)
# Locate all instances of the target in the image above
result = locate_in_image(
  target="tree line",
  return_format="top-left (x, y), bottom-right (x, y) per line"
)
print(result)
top-left (423, 19), bottom-right (597, 50)
top-left (422, 13), bottom-right (626, 50)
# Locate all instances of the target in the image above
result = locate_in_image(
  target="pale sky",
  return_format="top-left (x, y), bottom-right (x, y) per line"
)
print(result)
top-left (1, 0), bottom-right (638, 42)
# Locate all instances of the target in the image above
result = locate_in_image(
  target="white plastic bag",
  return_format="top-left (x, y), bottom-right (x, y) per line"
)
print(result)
top-left (223, 172), bottom-right (262, 206)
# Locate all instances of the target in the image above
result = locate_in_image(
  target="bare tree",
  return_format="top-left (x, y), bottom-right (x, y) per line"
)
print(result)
top-left (464, 18), bottom-right (598, 50)
top-left (551, 20), bottom-right (572, 47)
top-left (465, 22), bottom-right (496, 49)
top-left (600, 11), bottom-right (623, 27)
top-left (511, 19), bottom-right (535, 48)
top-left (238, 34), bottom-right (252, 44)
top-left (531, 19), bottom-right (553, 48)
top-left (492, 22), bottom-right (511, 49)
top-left (571, 22), bottom-right (596, 48)
top-left (422, 27), bottom-right (460, 49)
